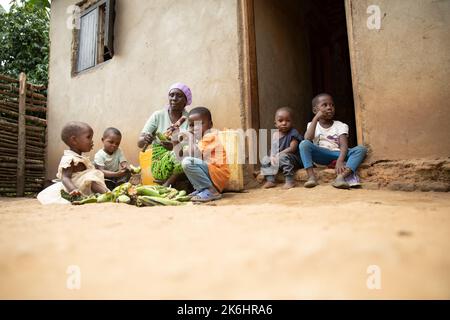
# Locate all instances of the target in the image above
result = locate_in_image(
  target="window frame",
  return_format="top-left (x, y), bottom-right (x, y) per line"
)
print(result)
top-left (72, 0), bottom-right (115, 75)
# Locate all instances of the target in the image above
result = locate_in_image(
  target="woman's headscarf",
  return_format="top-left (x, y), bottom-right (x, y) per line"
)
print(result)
top-left (169, 82), bottom-right (192, 106)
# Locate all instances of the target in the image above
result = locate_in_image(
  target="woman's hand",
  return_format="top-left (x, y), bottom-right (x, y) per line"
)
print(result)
top-left (143, 133), bottom-right (154, 144)
top-left (138, 133), bottom-right (154, 149)
top-left (160, 141), bottom-right (173, 150)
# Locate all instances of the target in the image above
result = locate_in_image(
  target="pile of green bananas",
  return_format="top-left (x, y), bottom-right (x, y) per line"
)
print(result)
top-left (60, 183), bottom-right (191, 206)
top-left (60, 190), bottom-right (98, 205)
top-left (135, 185), bottom-right (190, 206)
top-left (151, 136), bottom-right (183, 181)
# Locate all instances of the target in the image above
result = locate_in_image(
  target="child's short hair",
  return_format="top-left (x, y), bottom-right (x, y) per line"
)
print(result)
top-left (312, 93), bottom-right (333, 109)
top-left (61, 121), bottom-right (90, 145)
top-left (103, 127), bottom-right (122, 138)
top-left (188, 106), bottom-right (212, 122)
top-left (276, 107), bottom-right (294, 117)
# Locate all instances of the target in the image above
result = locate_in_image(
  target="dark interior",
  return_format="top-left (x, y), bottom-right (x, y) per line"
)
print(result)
top-left (304, 0), bottom-right (357, 146)
top-left (254, 0), bottom-right (357, 147)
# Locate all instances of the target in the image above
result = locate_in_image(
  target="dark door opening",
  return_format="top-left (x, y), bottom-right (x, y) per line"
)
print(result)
top-left (253, 0), bottom-right (357, 147)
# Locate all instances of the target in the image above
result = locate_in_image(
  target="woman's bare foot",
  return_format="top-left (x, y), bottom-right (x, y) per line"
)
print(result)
top-left (282, 181), bottom-right (296, 189)
top-left (263, 181), bottom-right (276, 189)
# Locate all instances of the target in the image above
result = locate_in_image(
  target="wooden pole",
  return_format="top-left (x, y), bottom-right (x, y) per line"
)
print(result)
top-left (239, 0), bottom-right (260, 180)
top-left (16, 72), bottom-right (26, 196)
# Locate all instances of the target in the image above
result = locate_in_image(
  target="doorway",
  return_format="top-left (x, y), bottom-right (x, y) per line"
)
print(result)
top-left (248, 0), bottom-right (357, 147)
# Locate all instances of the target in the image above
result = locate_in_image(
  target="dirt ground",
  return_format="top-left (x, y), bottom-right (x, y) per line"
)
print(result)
top-left (0, 186), bottom-right (449, 299)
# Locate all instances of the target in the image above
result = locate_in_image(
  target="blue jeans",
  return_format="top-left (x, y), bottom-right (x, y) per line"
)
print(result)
top-left (299, 140), bottom-right (367, 173)
top-left (181, 157), bottom-right (213, 191)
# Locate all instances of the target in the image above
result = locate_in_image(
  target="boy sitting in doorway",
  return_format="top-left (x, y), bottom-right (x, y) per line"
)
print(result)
top-left (260, 107), bottom-right (304, 189)
top-left (299, 93), bottom-right (367, 189)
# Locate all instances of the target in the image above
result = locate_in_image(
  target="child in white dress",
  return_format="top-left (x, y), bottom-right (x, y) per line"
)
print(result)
top-left (37, 121), bottom-right (109, 204)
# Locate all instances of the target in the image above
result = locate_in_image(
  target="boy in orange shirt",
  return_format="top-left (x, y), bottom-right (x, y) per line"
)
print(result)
top-left (181, 107), bottom-right (230, 202)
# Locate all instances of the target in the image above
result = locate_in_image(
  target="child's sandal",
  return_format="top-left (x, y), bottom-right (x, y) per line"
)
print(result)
top-left (304, 178), bottom-right (318, 188)
top-left (191, 188), bottom-right (222, 202)
top-left (188, 189), bottom-right (202, 197)
top-left (332, 176), bottom-right (350, 189)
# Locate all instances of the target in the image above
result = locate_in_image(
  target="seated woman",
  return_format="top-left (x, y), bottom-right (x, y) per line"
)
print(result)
top-left (137, 83), bottom-right (192, 188)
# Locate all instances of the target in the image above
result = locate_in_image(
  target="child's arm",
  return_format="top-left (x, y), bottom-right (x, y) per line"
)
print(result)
top-left (185, 134), bottom-right (202, 159)
top-left (271, 138), bottom-right (300, 165)
top-left (61, 164), bottom-right (81, 196)
top-left (163, 172), bottom-right (183, 188)
top-left (278, 139), bottom-right (300, 156)
top-left (118, 149), bottom-right (130, 171)
top-left (188, 143), bottom-right (202, 159)
top-left (119, 161), bottom-right (130, 171)
top-left (95, 165), bottom-right (127, 178)
top-left (336, 134), bottom-right (349, 174)
top-left (304, 111), bottom-right (324, 141)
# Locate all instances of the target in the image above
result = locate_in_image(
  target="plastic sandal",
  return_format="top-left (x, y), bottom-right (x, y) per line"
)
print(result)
top-left (345, 172), bottom-right (361, 187)
top-left (332, 177), bottom-right (350, 189)
top-left (304, 178), bottom-right (318, 188)
top-left (188, 189), bottom-right (202, 197)
top-left (191, 188), bottom-right (222, 202)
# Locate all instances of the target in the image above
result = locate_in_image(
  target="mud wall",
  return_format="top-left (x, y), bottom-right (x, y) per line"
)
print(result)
top-left (47, 0), bottom-right (242, 179)
top-left (347, 0), bottom-right (450, 160)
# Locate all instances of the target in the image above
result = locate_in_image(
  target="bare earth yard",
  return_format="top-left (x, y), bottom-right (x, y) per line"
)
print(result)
top-left (0, 187), bottom-right (449, 299)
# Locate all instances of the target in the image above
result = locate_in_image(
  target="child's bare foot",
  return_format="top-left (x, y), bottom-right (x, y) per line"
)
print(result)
top-left (263, 181), bottom-right (276, 189)
top-left (304, 177), bottom-right (318, 188)
top-left (282, 181), bottom-right (296, 189)
top-left (332, 175), bottom-right (350, 189)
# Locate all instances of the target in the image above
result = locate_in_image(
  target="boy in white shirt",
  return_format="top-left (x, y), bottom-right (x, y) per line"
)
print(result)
top-left (300, 93), bottom-right (367, 189)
